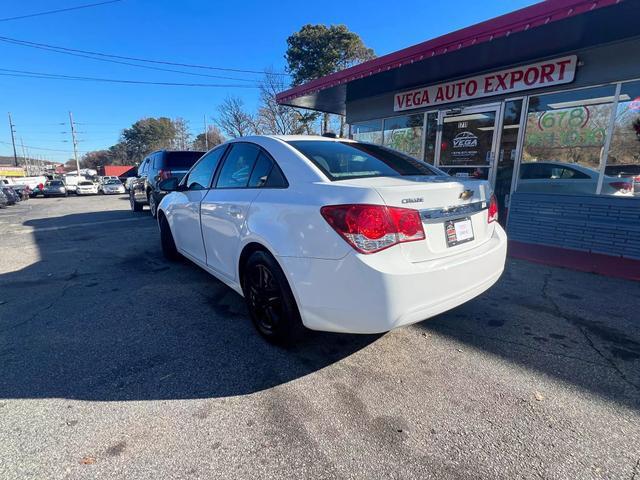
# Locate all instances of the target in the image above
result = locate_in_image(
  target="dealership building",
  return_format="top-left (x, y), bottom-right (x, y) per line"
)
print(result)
top-left (277, 0), bottom-right (640, 278)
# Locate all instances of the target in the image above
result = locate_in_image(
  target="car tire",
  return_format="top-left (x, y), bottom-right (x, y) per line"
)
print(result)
top-left (241, 250), bottom-right (305, 345)
top-left (149, 193), bottom-right (158, 218)
top-left (130, 192), bottom-right (142, 212)
top-left (159, 214), bottom-right (180, 261)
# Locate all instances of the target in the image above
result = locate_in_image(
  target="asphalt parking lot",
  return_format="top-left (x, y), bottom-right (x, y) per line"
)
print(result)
top-left (0, 195), bottom-right (638, 480)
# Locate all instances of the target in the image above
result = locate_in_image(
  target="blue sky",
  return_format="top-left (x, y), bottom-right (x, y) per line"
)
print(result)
top-left (0, 0), bottom-right (537, 163)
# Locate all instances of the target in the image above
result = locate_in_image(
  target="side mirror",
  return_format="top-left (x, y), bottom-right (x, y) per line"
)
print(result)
top-left (158, 177), bottom-right (181, 192)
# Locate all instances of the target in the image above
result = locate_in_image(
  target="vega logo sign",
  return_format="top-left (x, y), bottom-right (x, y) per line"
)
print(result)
top-left (394, 56), bottom-right (577, 112)
top-left (453, 132), bottom-right (478, 148)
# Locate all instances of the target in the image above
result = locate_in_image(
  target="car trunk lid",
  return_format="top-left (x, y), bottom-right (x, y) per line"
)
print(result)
top-left (337, 175), bottom-right (495, 262)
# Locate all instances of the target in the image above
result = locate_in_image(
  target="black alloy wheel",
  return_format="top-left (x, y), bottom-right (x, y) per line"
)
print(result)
top-left (242, 251), bottom-right (304, 345)
top-left (159, 214), bottom-right (180, 261)
top-left (149, 193), bottom-right (158, 218)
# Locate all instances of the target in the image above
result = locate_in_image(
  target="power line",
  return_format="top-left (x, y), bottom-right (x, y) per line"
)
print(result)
top-left (0, 37), bottom-right (260, 82)
top-left (0, 68), bottom-right (261, 88)
top-left (0, 139), bottom-right (89, 153)
top-left (0, 34), bottom-right (290, 76)
top-left (0, 0), bottom-right (124, 22)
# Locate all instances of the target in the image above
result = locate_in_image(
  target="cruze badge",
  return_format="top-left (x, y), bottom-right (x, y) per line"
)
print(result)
top-left (459, 189), bottom-right (474, 200)
top-left (401, 197), bottom-right (423, 204)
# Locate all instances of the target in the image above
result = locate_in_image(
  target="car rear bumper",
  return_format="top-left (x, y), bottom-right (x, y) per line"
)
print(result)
top-left (279, 224), bottom-right (507, 334)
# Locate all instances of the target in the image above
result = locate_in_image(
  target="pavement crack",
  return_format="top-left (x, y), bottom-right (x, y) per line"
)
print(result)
top-left (542, 271), bottom-right (640, 393)
top-left (631, 457), bottom-right (640, 480)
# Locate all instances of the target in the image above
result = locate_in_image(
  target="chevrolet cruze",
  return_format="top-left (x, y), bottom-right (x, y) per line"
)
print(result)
top-left (157, 136), bottom-right (507, 344)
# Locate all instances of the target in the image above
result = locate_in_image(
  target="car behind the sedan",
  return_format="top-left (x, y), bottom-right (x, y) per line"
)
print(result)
top-left (43, 180), bottom-right (68, 197)
top-left (76, 180), bottom-right (98, 195)
top-left (157, 136), bottom-right (507, 344)
top-left (100, 179), bottom-right (125, 195)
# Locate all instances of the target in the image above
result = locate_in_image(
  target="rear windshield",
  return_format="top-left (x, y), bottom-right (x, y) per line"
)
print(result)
top-left (605, 165), bottom-right (640, 176)
top-left (287, 140), bottom-right (443, 180)
top-left (79, 181), bottom-right (92, 186)
top-left (48, 181), bottom-right (63, 186)
top-left (164, 152), bottom-right (205, 169)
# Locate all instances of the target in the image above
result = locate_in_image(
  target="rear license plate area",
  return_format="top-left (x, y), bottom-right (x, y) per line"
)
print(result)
top-left (444, 217), bottom-right (474, 247)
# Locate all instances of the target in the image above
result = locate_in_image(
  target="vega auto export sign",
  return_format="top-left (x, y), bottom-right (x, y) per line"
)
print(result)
top-left (394, 56), bottom-right (577, 112)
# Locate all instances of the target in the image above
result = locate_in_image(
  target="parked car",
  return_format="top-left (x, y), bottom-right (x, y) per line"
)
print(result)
top-left (0, 189), bottom-right (8, 208)
top-left (98, 175), bottom-right (119, 187)
top-left (11, 185), bottom-right (30, 200)
top-left (99, 179), bottom-right (125, 195)
top-left (124, 177), bottom-right (136, 192)
top-left (43, 180), bottom-right (68, 197)
top-left (62, 175), bottom-right (88, 194)
top-left (130, 150), bottom-right (205, 217)
top-left (156, 136), bottom-right (507, 344)
top-left (76, 180), bottom-right (99, 195)
top-left (604, 164), bottom-right (640, 195)
top-left (518, 161), bottom-right (634, 196)
top-left (1, 186), bottom-right (19, 205)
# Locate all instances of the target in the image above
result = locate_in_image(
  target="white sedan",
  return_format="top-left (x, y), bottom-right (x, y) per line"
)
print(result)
top-left (100, 179), bottom-right (125, 195)
top-left (76, 180), bottom-right (98, 195)
top-left (157, 136), bottom-right (507, 344)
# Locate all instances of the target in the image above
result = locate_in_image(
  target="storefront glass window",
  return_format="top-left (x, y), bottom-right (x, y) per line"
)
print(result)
top-left (383, 114), bottom-right (424, 159)
top-left (518, 85), bottom-right (616, 195)
top-left (351, 120), bottom-right (383, 144)
top-left (424, 112), bottom-right (438, 164)
top-left (604, 80), bottom-right (640, 197)
top-left (438, 109), bottom-right (496, 180)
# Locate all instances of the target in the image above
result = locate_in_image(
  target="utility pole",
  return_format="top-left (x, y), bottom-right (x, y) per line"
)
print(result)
top-left (7, 112), bottom-right (18, 167)
top-left (203, 114), bottom-right (209, 150)
top-left (20, 137), bottom-right (28, 175)
top-left (69, 111), bottom-right (81, 175)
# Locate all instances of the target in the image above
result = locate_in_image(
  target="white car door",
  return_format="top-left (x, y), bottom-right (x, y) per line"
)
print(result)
top-left (201, 143), bottom-right (280, 281)
top-left (170, 146), bottom-right (227, 263)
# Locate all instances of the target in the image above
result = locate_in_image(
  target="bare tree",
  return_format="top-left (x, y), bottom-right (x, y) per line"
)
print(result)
top-left (214, 96), bottom-right (256, 138)
top-left (172, 117), bottom-right (191, 150)
top-left (192, 125), bottom-right (225, 151)
top-left (256, 69), bottom-right (306, 135)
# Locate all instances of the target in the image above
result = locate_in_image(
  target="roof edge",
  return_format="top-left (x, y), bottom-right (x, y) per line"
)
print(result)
top-left (276, 0), bottom-right (622, 105)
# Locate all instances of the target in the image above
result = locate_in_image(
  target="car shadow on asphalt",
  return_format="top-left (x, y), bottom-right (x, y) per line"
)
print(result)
top-left (0, 209), bottom-right (379, 401)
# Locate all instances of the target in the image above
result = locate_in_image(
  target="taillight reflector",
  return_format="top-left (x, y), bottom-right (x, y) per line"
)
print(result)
top-left (609, 181), bottom-right (633, 194)
top-left (158, 169), bottom-right (172, 180)
top-left (488, 194), bottom-right (498, 223)
top-left (321, 204), bottom-right (425, 254)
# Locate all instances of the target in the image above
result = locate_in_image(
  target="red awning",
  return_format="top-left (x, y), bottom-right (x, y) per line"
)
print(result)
top-left (276, 0), bottom-right (623, 109)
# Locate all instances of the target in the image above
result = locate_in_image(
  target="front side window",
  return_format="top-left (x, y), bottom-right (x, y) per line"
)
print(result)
top-left (215, 143), bottom-right (260, 189)
top-left (185, 146), bottom-right (226, 190)
top-left (519, 85), bottom-right (616, 195)
top-left (288, 140), bottom-right (441, 181)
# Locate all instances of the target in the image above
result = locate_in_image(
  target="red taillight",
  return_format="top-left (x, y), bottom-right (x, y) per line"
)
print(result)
top-left (610, 181), bottom-right (633, 194)
top-left (158, 169), bottom-right (172, 180)
top-left (488, 194), bottom-right (498, 223)
top-left (320, 204), bottom-right (425, 254)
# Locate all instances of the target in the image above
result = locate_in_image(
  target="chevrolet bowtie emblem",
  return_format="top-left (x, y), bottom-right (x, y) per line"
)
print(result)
top-left (459, 189), bottom-right (474, 200)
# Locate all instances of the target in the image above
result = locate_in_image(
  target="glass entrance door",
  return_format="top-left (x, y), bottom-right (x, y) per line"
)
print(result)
top-left (436, 105), bottom-right (500, 181)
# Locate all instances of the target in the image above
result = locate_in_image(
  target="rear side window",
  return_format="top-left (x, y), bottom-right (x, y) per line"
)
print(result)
top-left (216, 143), bottom-right (260, 189)
top-left (164, 151), bottom-right (205, 170)
top-left (287, 140), bottom-right (440, 181)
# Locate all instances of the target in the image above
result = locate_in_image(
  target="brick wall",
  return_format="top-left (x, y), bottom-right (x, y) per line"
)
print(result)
top-left (507, 193), bottom-right (640, 260)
